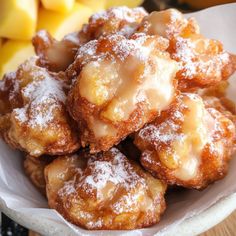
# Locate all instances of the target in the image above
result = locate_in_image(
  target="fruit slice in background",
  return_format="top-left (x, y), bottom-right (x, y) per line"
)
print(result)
top-left (37, 2), bottom-right (93, 40)
top-left (77, 0), bottom-right (106, 11)
top-left (0, 0), bottom-right (38, 40)
top-left (41, 0), bottom-right (74, 13)
top-left (0, 40), bottom-right (34, 79)
top-left (106, 0), bottom-right (143, 8)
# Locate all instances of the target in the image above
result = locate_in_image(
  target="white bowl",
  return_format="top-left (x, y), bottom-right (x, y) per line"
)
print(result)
top-left (1, 193), bottom-right (236, 235)
top-left (1, 3), bottom-right (236, 236)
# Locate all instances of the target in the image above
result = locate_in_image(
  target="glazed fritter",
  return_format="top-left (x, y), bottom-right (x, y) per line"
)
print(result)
top-left (33, 7), bottom-right (147, 73)
top-left (138, 8), bottom-right (235, 90)
top-left (33, 30), bottom-right (81, 72)
top-left (203, 95), bottom-right (236, 131)
top-left (0, 57), bottom-right (80, 157)
top-left (134, 93), bottom-right (235, 189)
top-left (67, 33), bottom-right (178, 152)
top-left (45, 148), bottom-right (167, 230)
top-left (79, 6), bottom-right (147, 40)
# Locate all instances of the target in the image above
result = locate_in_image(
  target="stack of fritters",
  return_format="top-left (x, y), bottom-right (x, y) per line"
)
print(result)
top-left (0, 6), bottom-right (235, 230)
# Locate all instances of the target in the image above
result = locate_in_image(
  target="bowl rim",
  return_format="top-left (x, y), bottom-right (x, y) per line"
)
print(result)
top-left (1, 193), bottom-right (236, 235)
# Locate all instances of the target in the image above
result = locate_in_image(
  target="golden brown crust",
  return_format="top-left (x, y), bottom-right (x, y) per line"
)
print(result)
top-left (203, 96), bottom-right (236, 152)
top-left (24, 155), bottom-right (54, 195)
top-left (138, 8), bottom-right (235, 91)
top-left (45, 148), bottom-right (167, 230)
top-left (67, 33), bottom-right (178, 152)
top-left (169, 36), bottom-right (235, 91)
top-left (33, 7), bottom-right (148, 74)
top-left (197, 80), bottom-right (229, 98)
top-left (203, 96), bottom-right (236, 121)
top-left (79, 6), bottom-right (147, 40)
top-left (0, 72), bottom-right (23, 115)
top-left (134, 93), bottom-right (235, 189)
top-left (0, 57), bottom-right (80, 157)
top-left (32, 30), bottom-right (81, 72)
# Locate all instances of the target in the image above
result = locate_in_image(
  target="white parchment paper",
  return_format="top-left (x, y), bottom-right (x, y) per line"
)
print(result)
top-left (0, 3), bottom-right (236, 236)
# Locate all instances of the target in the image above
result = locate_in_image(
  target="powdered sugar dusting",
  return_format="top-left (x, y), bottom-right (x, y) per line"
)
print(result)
top-left (37, 30), bottom-right (52, 45)
top-left (60, 178), bottom-right (77, 196)
top-left (83, 6), bottom-right (147, 39)
top-left (77, 34), bottom-right (156, 66)
top-left (63, 32), bottom-right (81, 46)
top-left (90, 6), bottom-right (147, 25)
top-left (58, 148), bottom-right (147, 201)
top-left (172, 36), bottom-right (230, 79)
top-left (77, 148), bottom-right (146, 199)
top-left (14, 59), bottom-right (66, 129)
top-left (165, 9), bottom-right (188, 38)
top-left (137, 94), bottom-right (198, 147)
top-left (14, 108), bottom-right (27, 123)
top-left (139, 122), bottom-right (184, 147)
top-left (53, 148), bottom-right (165, 229)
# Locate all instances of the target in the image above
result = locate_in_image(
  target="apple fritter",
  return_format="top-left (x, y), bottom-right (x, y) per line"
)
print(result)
top-left (33, 7), bottom-right (147, 73)
top-left (24, 155), bottom-right (53, 194)
top-left (203, 95), bottom-right (236, 129)
top-left (197, 80), bottom-right (229, 98)
top-left (45, 148), bottom-right (167, 230)
top-left (0, 57), bottom-right (80, 157)
top-left (138, 8), bottom-right (235, 90)
top-left (79, 6), bottom-right (147, 40)
top-left (67, 33), bottom-right (179, 152)
top-left (134, 93), bottom-right (235, 189)
top-left (32, 30), bottom-right (81, 72)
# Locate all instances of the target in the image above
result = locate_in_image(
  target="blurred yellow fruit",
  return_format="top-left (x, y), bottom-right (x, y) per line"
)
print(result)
top-left (37, 2), bottom-right (93, 40)
top-left (179, 0), bottom-right (235, 9)
top-left (41, 0), bottom-right (74, 13)
top-left (77, 0), bottom-right (106, 11)
top-left (0, 40), bottom-right (34, 79)
top-left (106, 0), bottom-right (143, 8)
top-left (0, 0), bottom-right (38, 40)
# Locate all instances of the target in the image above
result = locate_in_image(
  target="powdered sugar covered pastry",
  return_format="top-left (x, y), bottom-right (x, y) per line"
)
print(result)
top-left (134, 93), bottom-right (236, 189)
top-left (0, 57), bottom-right (80, 157)
top-left (79, 6), bottom-right (147, 40)
top-left (33, 7), bottom-right (147, 73)
top-left (33, 30), bottom-right (82, 72)
top-left (67, 33), bottom-right (178, 152)
top-left (138, 9), bottom-right (235, 90)
top-left (203, 95), bottom-right (236, 136)
top-left (45, 148), bottom-right (167, 230)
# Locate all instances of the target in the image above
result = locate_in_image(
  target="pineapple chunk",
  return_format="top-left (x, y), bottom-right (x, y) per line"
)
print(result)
top-left (106, 0), bottom-right (143, 8)
top-left (41, 0), bottom-right (74, 13)
top-left (77, 0), bottom-right (106, 11)
top-left (37, 3), bottom-right (93, 40)
top-left (0, 40), bottom-right (34, 79)
top-left (0, 0), bottom-right (38, 40)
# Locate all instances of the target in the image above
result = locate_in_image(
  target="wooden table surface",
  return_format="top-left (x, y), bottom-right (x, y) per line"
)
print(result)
top-left (200, 210), bottom-right (236, 236)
